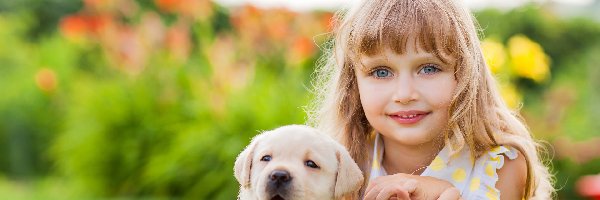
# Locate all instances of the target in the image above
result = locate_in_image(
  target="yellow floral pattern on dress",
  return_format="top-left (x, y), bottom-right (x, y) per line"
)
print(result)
top-left (453, 168), bottom-right (467, 182)
top-left (485, 163), bottom-right (495, 177)
top-left (368, 133), bottom-right (519, 199)
top-left (470, 177), bottom-right (481, 191)
top-left (430, 156), bottom-right (445, 171)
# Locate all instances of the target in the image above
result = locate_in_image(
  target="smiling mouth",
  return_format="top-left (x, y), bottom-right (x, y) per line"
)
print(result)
top-left (271, 195), bottom-right (285, 200)
top-left (395, 114), bottom-right (425, 119)
top-left (388, 112), bottom-right (430, 124)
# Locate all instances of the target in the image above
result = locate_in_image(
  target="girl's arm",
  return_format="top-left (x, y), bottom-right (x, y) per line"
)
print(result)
top-left (496, 151), bottom-right (528, 199)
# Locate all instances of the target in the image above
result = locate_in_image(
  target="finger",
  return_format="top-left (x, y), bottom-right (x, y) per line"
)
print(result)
top-left (402, 178), bottom-right (418, 194)
top-left (437, 187), bottom-right (461, 200)
top-left (364, 183), bottom-right (384, 200)
top-left (365, 181), bottom-right (377, 196)
top-left (375, 185), bottom-right (411, 200)
top-left (365, 176), bottom-right (401, 199)
top-left (366, 175), bottom-right (394, 192)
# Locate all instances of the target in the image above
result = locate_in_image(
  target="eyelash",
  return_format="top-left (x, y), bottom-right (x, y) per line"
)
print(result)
top-left (419, 64), bottom-right (442, 75)
top-left (368, 64), bottom-right (442, 78)
top-left (369, 67), bottom-right (393, 79)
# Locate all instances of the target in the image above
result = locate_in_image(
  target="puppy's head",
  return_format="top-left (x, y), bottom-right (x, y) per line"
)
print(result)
top-left (234, 125), bottom-right (363, 200)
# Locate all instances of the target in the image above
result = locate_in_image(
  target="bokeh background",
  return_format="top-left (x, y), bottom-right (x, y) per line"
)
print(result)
top-left (0, 0), bottom-right (599, 199)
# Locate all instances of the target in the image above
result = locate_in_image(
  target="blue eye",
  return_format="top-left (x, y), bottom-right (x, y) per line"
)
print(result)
top-left (419, 64), bottom-right (441, 75)
top-left (371, 68), bottom-right (392, 78)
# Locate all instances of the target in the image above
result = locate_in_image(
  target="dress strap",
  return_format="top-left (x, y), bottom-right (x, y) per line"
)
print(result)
top-left (469, 146), bottom-right (519, 200)
top-left (369, 133), bottom-right (386, 181)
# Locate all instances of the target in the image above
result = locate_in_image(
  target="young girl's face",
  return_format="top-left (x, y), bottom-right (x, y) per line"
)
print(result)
top-left (355, 36), bottom-right (457, 147)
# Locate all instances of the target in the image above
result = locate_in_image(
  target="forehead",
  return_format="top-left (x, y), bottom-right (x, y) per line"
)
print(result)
top-left (358, 36), bottom-right (438, 60)
top-left (255, 130), bottom-right (337, 159)
top-left (346, 0), bottom-right (460, 64)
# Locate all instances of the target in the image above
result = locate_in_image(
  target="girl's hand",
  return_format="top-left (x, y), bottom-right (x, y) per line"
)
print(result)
top-left (364, 173), bottom-right (462, 200)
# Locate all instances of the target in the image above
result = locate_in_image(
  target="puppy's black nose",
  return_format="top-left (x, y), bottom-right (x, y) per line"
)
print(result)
top-left (269, 170), bottom-right (291, 184)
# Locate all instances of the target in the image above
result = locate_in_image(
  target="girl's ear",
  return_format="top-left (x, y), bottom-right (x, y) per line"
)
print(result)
top-left (334, 144), bottom-right (364, 199)
top-left (234, 134), bottom-right (262, 188)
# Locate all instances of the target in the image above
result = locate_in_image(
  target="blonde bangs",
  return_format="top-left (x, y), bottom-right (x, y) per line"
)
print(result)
top-left (347, 0), bottom-right (461, 65)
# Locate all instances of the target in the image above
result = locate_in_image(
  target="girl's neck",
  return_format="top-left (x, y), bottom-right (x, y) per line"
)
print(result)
top-left (381, 137), bottom-right (443, 175)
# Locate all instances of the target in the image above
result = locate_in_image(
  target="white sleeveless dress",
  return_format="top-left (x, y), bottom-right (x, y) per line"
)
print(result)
top-left (368, 134), bottom-right (519, 200)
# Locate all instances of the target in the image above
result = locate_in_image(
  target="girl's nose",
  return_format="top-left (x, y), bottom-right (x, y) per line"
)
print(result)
top-left (393, 74), bottom-right (418, 104)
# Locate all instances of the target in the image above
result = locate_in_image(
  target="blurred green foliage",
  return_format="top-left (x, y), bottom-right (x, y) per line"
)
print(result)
top-left (0, 0), bottom-right (599, 199)
top-left (0, 0), bottom-right (83, 39)
top-left (0, 0), bottom-right (315, 199)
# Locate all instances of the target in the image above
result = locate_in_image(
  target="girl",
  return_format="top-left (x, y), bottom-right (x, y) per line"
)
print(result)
top-left (308, 0), bottom-right (554, 199)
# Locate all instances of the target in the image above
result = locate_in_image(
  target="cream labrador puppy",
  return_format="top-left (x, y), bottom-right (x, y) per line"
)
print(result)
top-left (234, 125), bottom-right (364, 200)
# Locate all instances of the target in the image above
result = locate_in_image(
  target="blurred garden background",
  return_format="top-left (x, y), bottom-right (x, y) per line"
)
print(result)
top-left (0, 0), bottom-right (599, 199)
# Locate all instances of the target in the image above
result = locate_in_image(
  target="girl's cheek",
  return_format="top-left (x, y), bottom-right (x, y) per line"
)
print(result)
top-left (424, 76), bottom-right (456, 101)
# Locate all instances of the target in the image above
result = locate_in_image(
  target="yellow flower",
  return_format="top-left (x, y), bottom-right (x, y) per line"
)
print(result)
top-left (481, 38), bottom-right (506, 74)
top-left (499, 81), bottom-right (522, 109)
top-left (507, 35), bottom-right (551, 82)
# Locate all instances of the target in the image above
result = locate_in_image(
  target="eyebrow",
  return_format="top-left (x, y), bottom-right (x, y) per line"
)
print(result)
top-left (359, 56), bottom-right (386, 68)
top-left (304, 149), bottom-right (312, 160)
top-left (416, 54), bottom-right (445, 65)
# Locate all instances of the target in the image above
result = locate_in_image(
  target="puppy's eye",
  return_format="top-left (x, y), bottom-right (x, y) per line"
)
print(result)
top-left (260, 155), bottom-right (272, 162)
top-left (305, 160), bottom-right (320, 169)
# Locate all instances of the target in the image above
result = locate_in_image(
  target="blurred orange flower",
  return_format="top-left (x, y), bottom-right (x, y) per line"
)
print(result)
top-left (59, 14), bottom-right (113, 41)
top-left (264, 9), bottom-right (294, 42)
top-left (321, 12), bottom-right (335, 32)
top-left (155, 0), bottom-right (179, 13)
top-left (35, 68), bottom-right (58, 93)
top-left (230, 5), bottom-right (266, 52)
top-left (293, 36), bottom-right (314, 57)
top-left (138, 12), bottom-right (166, 50)
top-left (165, 22), bottom-right (191, 63)
top-left (59, 15), bottom-right (88, 40)
top-left (155, 0), bottom-right (212, 20)
top-left (207, 34), bottom-right (255, 91)
top-left (87, 14), bottom-right (113, 35)
top-left (114, 28), bottom-right (146, 75)
top-left (287, 36), bottom-right (315, 65)
top-left (84, 0), bottom-right (117, 11)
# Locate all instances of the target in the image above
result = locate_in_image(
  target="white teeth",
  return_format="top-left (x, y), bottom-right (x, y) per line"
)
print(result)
top-left (399, 114), bottom-right (417, 119)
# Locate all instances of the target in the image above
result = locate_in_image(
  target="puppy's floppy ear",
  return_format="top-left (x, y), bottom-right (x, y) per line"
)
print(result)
top-left (334, 144), bottom-right (364, 199)
top-left (234, 134), bottom-right (262, 188)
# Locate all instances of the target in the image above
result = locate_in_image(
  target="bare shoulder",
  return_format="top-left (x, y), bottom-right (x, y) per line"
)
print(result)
top-left (496, 150), bottom-right (527, 199)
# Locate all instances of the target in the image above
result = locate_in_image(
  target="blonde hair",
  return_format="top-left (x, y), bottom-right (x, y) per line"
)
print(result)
top-left (307, 0), bottom-right (554, 199)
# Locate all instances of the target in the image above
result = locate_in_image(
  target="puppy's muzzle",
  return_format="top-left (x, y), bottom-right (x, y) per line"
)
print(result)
top-left (267, 170), bottom-right (292, 199)
top-left (269, 170), bottom-right (292, 187)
